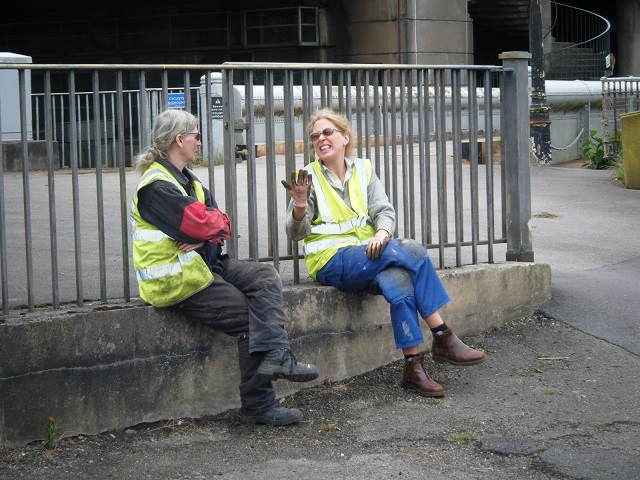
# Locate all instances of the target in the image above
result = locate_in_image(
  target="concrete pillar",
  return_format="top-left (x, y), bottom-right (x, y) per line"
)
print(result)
top-left (335, 0), bottom-right (472, 64)
top-left (616, 0), bottom-right (640, 76)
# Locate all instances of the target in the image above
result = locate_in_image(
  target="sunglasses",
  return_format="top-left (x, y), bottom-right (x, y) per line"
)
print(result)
top-left (309, 127), bottom-right (343, 141)
top-left (182, 132), bottom-right (201, 141)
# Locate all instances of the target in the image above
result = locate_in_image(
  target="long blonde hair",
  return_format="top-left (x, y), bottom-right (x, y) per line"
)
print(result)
top-left (306, 108), bottom-right (355, 157)
top-left (134, 109), bottom-right (198, 174)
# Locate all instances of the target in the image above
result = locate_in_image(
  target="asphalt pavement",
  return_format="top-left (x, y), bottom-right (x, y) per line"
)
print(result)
top-left (531, 161), bottom-right (640, 356)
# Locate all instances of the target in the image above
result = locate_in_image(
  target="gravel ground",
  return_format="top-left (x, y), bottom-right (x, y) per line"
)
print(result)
top-left (2, 312), bottom-right (639, 480)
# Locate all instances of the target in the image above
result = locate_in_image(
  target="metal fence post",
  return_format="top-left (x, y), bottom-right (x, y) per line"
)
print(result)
top-left (500, 51), bottom-right (534, 262)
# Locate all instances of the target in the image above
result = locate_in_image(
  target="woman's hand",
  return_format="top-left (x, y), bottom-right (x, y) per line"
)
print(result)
top-left (281, 169), bottom-right (312, 208)
top-left (366, 230), bottom-right (390, 260)
top-left (176, 241), bottom-right (205, 252)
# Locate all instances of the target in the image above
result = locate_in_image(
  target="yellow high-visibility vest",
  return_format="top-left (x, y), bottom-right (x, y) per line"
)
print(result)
top-left (131, 162), bottom-right (213, 307)
top-left (302, 158), bottom-right (376, 279)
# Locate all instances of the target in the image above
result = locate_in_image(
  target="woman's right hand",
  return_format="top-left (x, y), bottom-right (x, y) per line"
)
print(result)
top-left (281, 169), bottom-right (312, 208)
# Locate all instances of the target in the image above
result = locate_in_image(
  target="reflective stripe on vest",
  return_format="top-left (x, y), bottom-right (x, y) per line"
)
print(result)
top-left (135, 250), bottom-right (200, 281)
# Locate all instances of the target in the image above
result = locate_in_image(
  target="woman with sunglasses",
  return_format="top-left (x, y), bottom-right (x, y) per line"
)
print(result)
top-left (283, 107), bottom-right (485, 397)
top-left (131, 109), bottom-right (318, 426)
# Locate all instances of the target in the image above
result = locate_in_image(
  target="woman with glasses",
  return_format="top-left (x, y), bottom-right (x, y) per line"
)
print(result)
top-left (283, 107), bottom-right (485, 397)
top-left (131, 109), bottom-right (318, 426)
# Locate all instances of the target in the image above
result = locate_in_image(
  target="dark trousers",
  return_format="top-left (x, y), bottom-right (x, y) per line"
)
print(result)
top-left (170, 258), bottom-right (291, 415)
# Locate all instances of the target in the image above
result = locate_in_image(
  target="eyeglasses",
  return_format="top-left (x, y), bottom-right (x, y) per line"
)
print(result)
top-left (181, 132), bottom-right (201, 141)
top-left (309, 127), bottom-right (343, 141)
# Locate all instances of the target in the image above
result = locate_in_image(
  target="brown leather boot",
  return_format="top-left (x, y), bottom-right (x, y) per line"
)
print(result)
top-left (431, 329), bottom-right (486, 366)
top-left (400, 354), bottom-right (445, 397)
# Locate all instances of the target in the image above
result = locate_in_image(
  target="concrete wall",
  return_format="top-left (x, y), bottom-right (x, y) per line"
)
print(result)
top-left (335, 0), bottom-right (472, 64)
top-left (0, 262), bottom-right (551, 447)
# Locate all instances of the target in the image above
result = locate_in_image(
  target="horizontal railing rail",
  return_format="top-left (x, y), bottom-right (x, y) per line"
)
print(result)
top-left (0, 55), bottom-right (533, 313)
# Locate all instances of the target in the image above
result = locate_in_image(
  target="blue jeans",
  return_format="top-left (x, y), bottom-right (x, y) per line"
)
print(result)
top-left (316, 238), bottom-right (450, 349)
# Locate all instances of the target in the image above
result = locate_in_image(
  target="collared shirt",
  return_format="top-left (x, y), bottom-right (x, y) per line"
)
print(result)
top-left (284, 157), bottom-right (396, 242)
top-left (321, 157), bottom-right (354, 190)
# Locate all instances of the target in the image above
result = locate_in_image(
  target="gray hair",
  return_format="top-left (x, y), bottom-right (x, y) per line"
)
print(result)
top-left (134, 109), bottom-right (198, 174)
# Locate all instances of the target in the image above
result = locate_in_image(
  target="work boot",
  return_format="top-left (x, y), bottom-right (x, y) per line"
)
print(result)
top-left (240, 405), bottom-right (302, 426)
top-left (400, 354), bottom-right (445, 397)
top-left (257, 348), bottom-right (319, 382)
top-left (431, 329), bottom-right (486, 366)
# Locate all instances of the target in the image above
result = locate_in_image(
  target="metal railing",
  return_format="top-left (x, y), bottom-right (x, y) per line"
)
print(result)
top-left (545, 1), bottom-right (612, 81)
top-left (601, 77), bottom-right (640, 155)
top-left (0, 54), bottom-right (533, 313)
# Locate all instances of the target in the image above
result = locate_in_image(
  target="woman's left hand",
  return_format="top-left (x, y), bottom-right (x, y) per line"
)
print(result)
top-left (366, 230), bottom-right (390, 260)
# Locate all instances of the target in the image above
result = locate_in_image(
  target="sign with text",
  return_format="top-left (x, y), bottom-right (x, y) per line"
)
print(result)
top-left (168, 93), bottom-right (185, 109)
top-left (211, 97), bottom-right (223, 120)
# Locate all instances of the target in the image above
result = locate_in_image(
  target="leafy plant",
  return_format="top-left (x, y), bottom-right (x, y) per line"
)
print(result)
top-left (44, 417), bottom-right (57, 450)
top-left (581, 130), bottom-right (621, 171)
top-left (581, 130), bottom-right (610, 170)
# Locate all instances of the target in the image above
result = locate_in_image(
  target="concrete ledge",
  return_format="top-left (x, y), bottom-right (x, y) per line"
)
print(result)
top-left (0, 262), bottom-right (550, 446)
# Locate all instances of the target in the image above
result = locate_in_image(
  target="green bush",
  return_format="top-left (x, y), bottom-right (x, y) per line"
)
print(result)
top-left (581, 130), bottom-right (610, 170)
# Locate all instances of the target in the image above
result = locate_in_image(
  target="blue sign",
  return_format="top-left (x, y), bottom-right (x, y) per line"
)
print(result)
top-left (168, 93), bottom-right (185, 109)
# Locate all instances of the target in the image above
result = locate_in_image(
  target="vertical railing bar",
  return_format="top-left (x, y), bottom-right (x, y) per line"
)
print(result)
top-left (417, 69), bottom-right (428, 247)
top-left (382, 71), bottom-right (390, 194)
top-left (345, 70), bottom-right (352, 121)
top-left (283, 69), bottom-right (300, 281)
top-left (161, 71), bottom-right (169, 110)
top-left (468, 70), bottom-right (479, 265)
top-left (364, 70), bottom-right (371, 162)
top-left (499, 70), bottom-right (507, 239)
top-left (452, 69), bottom-right (463, 267)
top-left (406, 70), bottom-right (415, 238)
top-left (222, 68), bottom-right (239, 258)
top-left (0, 84), bottom-right (7, 312)
top-left (101, 94), bottom-right (108, 167)
top-left (44, 71), bottom-right (60, 309)
top-left (138, 71), bottom-right (148, 166)
top-left (204, 70), bottom-right (215, 196)
top-left (434, 69), bottom-right (448, 268)
top-left (399, 70), bottom-right (409, 236)
top-left (390, 72), bottom-right (398, 236)
top-left (92, 70), bottom-right (108, 302)
top-left (320, 69), bottom-right (327, 106)
top-left (116, 70), bottom-right (130, 301)
top-left (19, 69), bottom-right (35, 310)
top-left (245, 70), bottom-right (259, 263)
top-left (302, 69), bottom-right (312, 167)
top-left (484, 69), bottom-right (496, 264)
top-left (337, 69), bottom-right (344, 113)
top-left (110, 94), bottom-right (117, 168)
top-left (326, 69), bottom-right (333, 110)
top-left (263, 69), bottom-right (279, 269)
top-left (68, 71), bottom-right (84, 307)
top-left (372, 69), bottom-right (381, 175)
top-left (355, 70), bottom-right (362, 158)
top-left (127, 93), bottom-right (134, 166)
top-left (184, 71), bottom-right (192, 112)
top-left (424, 69), bottom-right (433, 246)
top-left (84, 94), bottom-right (90, 169)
